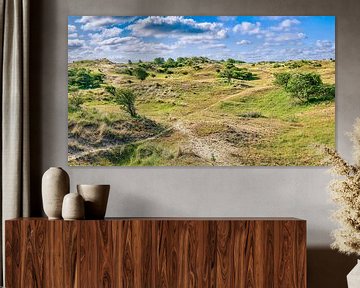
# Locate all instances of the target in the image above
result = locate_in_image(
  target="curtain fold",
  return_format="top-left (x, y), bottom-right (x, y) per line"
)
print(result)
top-left (0, 0), bottom-right (30, 284)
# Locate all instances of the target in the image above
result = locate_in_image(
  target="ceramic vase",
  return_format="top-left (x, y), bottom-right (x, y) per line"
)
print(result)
top-left (77, 184), bottom-right (110, 219)
top-left (347, 260), bottom-right (360, 288)
top-left (42, 167), bottom-right (70, 219)
top-left (62, 192), bottom-right (85, 220)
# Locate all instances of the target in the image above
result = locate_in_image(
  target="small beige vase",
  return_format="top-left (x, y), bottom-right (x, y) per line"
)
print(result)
top-left (62, 192), bottom-right (85, 220)
top-left (42, 167), bottom-right (70, 219)
top-left (77, 184), bottom-right (110, 219)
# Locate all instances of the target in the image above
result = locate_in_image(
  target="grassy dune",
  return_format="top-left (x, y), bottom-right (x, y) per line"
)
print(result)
top-left (68, 58), bottom-right (335, 166)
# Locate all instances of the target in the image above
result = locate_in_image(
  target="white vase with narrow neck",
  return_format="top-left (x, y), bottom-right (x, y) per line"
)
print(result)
top-left (42, 167), bottom-right (70, 219)
top-left (347, 260), bottom-right (360, 288)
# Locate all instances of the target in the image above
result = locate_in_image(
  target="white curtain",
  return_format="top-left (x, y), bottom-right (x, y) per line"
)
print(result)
top-left (0, 0), bottom-right (30, 284)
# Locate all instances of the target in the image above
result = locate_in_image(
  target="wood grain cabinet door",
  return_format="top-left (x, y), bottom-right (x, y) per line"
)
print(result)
top-left (6, 218), bottom-right (306, 288)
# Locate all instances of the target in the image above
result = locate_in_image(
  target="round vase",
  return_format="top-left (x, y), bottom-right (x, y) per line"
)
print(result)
top-left (42, 167), bottom-right (70, 219)
top-left (62, 192), bottom-right (85, 220)
top-left (77, 184), bottom-right (110, 219)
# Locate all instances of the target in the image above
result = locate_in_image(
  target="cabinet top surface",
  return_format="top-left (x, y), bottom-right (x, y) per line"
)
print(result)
top-left (6, 217), bottom-right (305, 222)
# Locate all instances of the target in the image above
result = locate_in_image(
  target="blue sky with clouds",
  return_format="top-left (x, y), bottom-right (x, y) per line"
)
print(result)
top-left (68, 16), bottom-right (335, 63)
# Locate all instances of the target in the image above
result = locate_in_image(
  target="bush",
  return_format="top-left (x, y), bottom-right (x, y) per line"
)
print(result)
top-left (286, 73), bottom-right (322, 102)
top-left (318, 83), bottom-right (335, 100)
top-left (239, 111), bottom-right (263, 118)
top-left (133, 67), bottom-right (149, 81)
top-left (219, 66), bottom-right (255, 83)
top-left (119, 68), bottom-right (133, 75)
top-left (274, 72), bottom-right (335, 103)
top-left (274, 72), bottom-right (292, 87)
top-left (157, 67), bottom-right (167, 73)
top-left (106, 86), bottom-right (138, 118)
top-left (68, 92), bottom-right (84, 113)
top-left (68, 68), bottom-right (105, 90)
top-left (162, 58), bottom-right (177, 68)
top-left (153, 57), bottom-right (165, 65)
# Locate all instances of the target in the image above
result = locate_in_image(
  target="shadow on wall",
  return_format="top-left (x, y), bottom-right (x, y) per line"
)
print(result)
top-left (308, 248), bottom-right (357, 288)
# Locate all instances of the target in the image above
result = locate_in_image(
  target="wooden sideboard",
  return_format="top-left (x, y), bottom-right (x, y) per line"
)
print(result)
top-left (5, 218), bottom-right (306, 287)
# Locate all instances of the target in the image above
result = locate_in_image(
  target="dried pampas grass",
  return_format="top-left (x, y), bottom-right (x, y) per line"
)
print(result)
top-left (322, 118), bottom-right (360, 256)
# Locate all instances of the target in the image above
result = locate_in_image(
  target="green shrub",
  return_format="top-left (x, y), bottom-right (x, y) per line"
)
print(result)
top-left (68, 92), bottom-right (84, 112)
top-left (274, 72), bottom-right (335, 103)
top-left (273, 63), bottom-right (281, 68)
top-left (68, 68), bottom-right (105, 89)
top-left (239, 111), bottom-right (263, 118)
top-left (274, 72), bottom-right (292, 87)
top-left (106, 86), bottom-right (138, 118)
top-left (133, 67), bottom-right (149, 81)
top-left (162, 58), bottom-right (177, 68)
top-left (219, 66), bottom-right (255, 83)
top-left (153, 57), bottom-right (165, 65)
top-left (119, 68), bottom-right (133, 75)
top-left (286, 73), bottom-right (322, 102)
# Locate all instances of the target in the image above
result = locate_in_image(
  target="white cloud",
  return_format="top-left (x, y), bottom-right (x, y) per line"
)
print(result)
top-left (316, 40), bottom-right (334, 49)
top-left (76, 16), bottom-right (134, 31)
top-left (233, 22), bottom-right (261, 35)
top-left (272, 32), bottom-right (306, 42)
top-left (68, 39), bottom-right (85, 49)
top-left (178, 30), bottom-right (227, 45)
top-left (89, 27), bottom-right (123, 42)
top-left (68, 33), bottom-right (78, 38)
top-left (128, 16), bottom-right (227, 39)
top-left (98, 36), bottom-right (139, 46)
top-left (68, 24), bottom-right (76, 33)
top-left (200, 43), bottom-right (226, 49)
top-left (236, 40), bottom-right (251, 45)
top-left (271, 19), bottom-right (301, 31)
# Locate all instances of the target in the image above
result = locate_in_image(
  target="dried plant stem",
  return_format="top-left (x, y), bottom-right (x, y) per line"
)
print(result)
top-left (323, 119), bottom-right (360, 256)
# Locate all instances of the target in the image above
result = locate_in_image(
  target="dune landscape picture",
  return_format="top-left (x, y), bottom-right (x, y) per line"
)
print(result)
top-left (68, 16), bottom-right (335, 166)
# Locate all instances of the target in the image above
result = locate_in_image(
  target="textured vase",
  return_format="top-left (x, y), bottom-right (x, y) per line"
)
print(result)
top-left (77, 184), bottom-right (110, 219)
top-left (62, 192), bottom-right (85, 220)
top-left (42, 167), bottom-right (70, 219)
top-left (347, 260), bottom-right (360, 288)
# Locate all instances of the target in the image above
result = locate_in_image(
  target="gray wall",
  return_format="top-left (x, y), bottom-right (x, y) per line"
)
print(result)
top-left (30, 0), bottom-right (360, 286)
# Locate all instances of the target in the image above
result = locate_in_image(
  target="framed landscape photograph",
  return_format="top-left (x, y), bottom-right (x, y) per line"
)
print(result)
top-left (68, 16), bottom-right (335, 166)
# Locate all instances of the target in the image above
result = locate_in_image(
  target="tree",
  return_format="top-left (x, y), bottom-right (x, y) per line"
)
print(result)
top-left (163, 58), bottom-right (176, 68)
top-left (128, 59), bottom-right (132, 65)
top-left (274, 72), bottom-right (292, 88)
top-left (285, 73), bottom-right (323, 102)
top-left (226, 58), bottom-right (236, 64)
top-left (274, 72), bottom-right (335, 103)
top-left (154, 57), bottom-right (165, 65)
top-left (106, 86), bottom-right (138, 118)
top-left (221, 68), bottom-right (233, 83)
top-left (219, 65), bottom-right (255, 83)
top-left (134, 67), bottom-right (149, 81)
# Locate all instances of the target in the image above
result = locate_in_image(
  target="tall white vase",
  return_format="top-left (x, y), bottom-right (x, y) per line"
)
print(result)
top-left (347, 260), bottom-right (360, 288)
top-left (42, 167), bottom-right (70, 219)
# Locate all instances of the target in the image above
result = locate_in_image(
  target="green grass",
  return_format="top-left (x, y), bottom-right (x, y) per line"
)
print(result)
top-left (218, 88), bottom-right (333, 120)
top-left (68, 58), bottom-right (335, 166)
